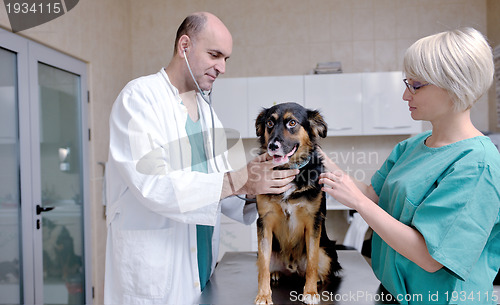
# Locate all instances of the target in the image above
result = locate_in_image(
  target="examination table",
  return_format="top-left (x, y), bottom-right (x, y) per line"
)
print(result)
top-left (198, 250), bottom-right (386, 304)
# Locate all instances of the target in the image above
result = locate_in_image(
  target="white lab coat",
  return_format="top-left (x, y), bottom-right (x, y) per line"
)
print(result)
top-left (104, 69), bottom-right (256, 305)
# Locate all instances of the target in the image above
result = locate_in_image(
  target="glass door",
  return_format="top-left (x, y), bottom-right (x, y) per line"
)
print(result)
top-left (29, 42), bottom-right (90, 305)
top-left (36, 62), bottom-right (86, 304)
top-left (0, 46), bottom-right (22, 305)
top-left (0, 27), bottom-right (90, 305)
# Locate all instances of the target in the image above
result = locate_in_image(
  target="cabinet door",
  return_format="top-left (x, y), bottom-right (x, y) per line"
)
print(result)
top-left (362, 72), bottom-right (422, 135)
top-left (304, 74), bottom-right (362, 136)
top-left (211, 77), bottom-right (249, 138)
top-left (247, 76), bottom-right (304, 138)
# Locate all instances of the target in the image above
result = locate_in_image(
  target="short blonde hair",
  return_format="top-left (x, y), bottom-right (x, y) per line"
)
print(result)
top-left (403, 27), bottom-right (494, 111)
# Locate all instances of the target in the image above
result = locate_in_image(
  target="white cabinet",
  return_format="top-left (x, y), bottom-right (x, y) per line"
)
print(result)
top-left (212, 73), bottom-right (421, 139)
top-left (247, 76), bottom-right (304, 137)
top-left (305, 72), bottom-right (421, 136)
top-left (362, 72), bottom-right (422, 135)
top-left (304, 74), bottom-right (362, 136)
top-left (212, 75), bottom-right (304, 139)
top-left (211, 77), bottom-right (249, 138)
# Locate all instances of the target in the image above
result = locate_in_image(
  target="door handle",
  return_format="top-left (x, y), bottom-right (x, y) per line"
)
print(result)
top-left (36, 204), bottom-right (55, 215)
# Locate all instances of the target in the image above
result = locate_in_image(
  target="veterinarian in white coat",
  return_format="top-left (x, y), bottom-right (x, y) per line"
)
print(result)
top-left (104, 12), bottom-right (298, 305)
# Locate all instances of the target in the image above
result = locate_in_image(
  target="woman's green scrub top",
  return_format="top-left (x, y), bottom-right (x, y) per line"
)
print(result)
top-left (371, 131), bottom-right (500, 305)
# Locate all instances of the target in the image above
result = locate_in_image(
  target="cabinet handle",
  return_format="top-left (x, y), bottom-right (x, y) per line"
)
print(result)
top-left (373, 126), bottom-right (411, 130)
top-left (328, 127), bottom-right (353, 131)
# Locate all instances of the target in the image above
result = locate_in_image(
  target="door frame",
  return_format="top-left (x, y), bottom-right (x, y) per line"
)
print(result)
top-left (0, 27), bottom-right (92, 304)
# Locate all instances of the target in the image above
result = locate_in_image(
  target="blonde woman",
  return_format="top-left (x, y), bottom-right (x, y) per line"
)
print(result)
top-left (319, 28), bottom-right (500, 305)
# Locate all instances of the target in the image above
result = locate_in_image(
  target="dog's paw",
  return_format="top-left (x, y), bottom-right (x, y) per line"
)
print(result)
top-left (255, 293), bottom-right (273, 305)
top-left (270, 271), bottom-right (280, 282)
top-left (302, 292), bottom-right (320, 304)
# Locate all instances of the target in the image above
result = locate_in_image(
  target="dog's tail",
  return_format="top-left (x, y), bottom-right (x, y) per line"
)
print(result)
top-left (322, 237), bottom-right (342, 275)
top-left (318, 236), bottom-right (342, 291)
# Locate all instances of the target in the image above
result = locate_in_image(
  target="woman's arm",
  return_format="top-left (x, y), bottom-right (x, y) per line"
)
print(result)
top-left (319, 171), bottom-right (443, 273)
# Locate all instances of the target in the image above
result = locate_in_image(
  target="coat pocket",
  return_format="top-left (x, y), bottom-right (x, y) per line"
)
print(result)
top-left (114, 228), bottom-right (173, 298)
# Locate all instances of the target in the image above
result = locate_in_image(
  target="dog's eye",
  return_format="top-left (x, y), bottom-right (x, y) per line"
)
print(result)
top-left (287, 120), bottom-right (297, 128)
top-left (266, 120), bottom-right (274, 128)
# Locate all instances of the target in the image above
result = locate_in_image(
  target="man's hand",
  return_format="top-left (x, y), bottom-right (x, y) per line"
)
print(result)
top-left (221, 153), bottom-right (298, 199)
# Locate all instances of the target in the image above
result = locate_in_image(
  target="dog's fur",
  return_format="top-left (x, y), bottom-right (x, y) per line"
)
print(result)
top-left (254, 102), bottom-right (341, 305)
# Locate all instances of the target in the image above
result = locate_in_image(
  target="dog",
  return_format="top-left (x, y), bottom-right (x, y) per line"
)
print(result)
top-left (254, 102), bottom-right (341, 305)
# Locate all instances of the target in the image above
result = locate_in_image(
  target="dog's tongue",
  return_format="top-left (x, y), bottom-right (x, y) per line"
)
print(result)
top-left (273, 155), bottom-right (288, 165)
top-left (272, 146), bottom-right (297, 165)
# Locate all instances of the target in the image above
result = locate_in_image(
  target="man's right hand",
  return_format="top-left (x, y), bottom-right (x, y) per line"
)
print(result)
top-left (221, 153), bottom-right (298, 199)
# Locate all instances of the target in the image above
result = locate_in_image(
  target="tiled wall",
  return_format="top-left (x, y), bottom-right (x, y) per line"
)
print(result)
top-left (130, 0), bottom-right (487, 78)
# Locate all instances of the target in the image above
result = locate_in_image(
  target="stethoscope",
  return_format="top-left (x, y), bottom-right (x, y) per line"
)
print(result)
top-left (183, 48), bottom-right (220, 173)
top-left (183, 49), bottom-right (254, 202)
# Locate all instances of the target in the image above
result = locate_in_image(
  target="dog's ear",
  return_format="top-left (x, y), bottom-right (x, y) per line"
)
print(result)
top-left (307, 109), bottom-right (327, 138)
top-left (255, 107), bottom-right (268, 137)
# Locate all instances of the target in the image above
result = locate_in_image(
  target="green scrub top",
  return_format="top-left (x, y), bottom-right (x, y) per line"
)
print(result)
top-left (185, 113), bottom-right (213, 292)
top-left (371, 131), bottom-right (500, 305)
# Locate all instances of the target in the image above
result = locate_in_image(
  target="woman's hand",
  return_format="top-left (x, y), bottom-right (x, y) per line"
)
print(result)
top-left (319, 171), bottom-right (366, 210)
top-left (318, 148), bottom-right (342, 172)
top-left (318, 147), bottom-right (379, 206)
top-left (318, 150), bottom-right (441, 272)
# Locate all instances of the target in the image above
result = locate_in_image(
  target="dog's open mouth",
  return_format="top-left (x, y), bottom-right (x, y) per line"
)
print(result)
top-left (269, 144), bottom-right (298, 165)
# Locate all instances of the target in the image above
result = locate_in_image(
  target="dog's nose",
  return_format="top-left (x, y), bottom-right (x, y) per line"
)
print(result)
top-left (268, 141), bottom-right (280, 152)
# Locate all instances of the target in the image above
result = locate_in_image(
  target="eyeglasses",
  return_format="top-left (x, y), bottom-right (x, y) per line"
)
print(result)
top-left (403, 79), bottom-right (430, 94)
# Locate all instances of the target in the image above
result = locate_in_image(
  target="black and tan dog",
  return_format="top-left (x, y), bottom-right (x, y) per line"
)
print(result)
top-left (254, 102), bottom-right (341, 305)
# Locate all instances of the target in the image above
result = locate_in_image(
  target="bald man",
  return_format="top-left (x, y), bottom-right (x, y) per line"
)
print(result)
top-left (104, 12), bottom-right (297, 304)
